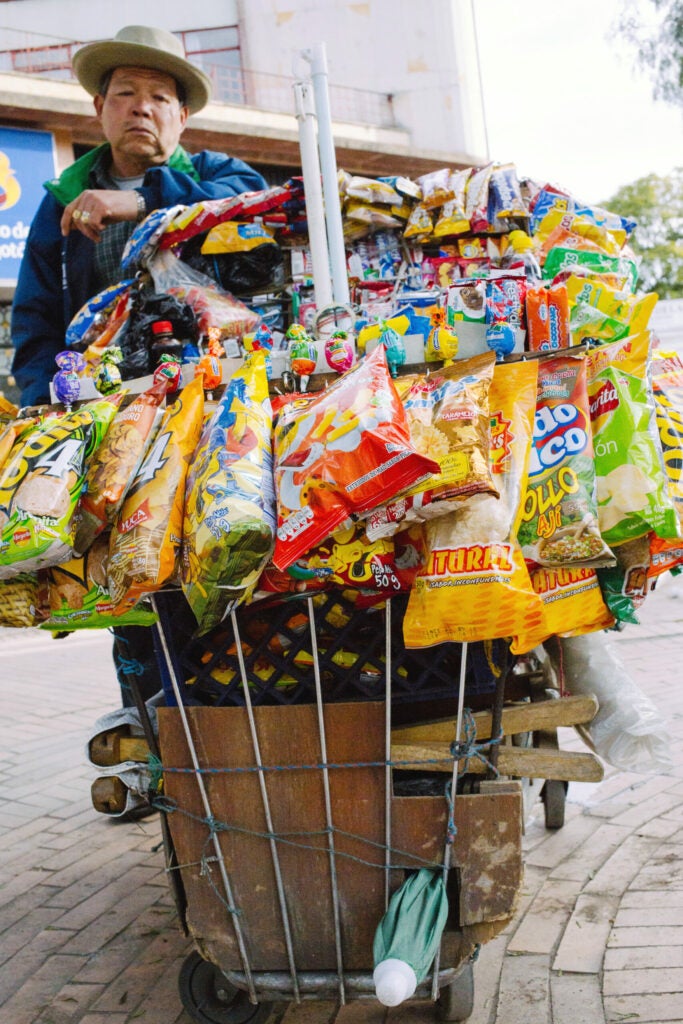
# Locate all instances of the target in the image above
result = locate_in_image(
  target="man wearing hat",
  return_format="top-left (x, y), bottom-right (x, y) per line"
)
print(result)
top-left (11, 24), bottom-right (267, 406)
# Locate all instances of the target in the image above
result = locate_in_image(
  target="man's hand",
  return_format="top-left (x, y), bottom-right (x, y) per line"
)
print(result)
top-left (61, 190), bottom-right (139, 241)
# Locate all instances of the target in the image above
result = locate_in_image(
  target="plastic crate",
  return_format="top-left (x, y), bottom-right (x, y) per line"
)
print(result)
top-left (153, 589), bottom-right (507, 708)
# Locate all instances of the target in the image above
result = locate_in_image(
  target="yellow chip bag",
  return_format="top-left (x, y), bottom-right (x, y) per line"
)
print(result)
top-left (107, 376), bottom-right (205, 613)
top-left (651, 350), bottom-right (683, 531)
top-left (513, 566), bottom-right (615, 653)
top-left (403, 359), bottom-right (545, 652)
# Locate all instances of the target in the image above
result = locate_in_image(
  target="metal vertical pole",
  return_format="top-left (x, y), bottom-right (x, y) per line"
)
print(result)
top-left (302, 43), bottom-right (350, 306)
top-left (293, 79), bottom-right (333, 311)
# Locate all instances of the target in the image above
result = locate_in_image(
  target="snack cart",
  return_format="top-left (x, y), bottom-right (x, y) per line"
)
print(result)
top-left (5, 39), bottom-right (670, 1024)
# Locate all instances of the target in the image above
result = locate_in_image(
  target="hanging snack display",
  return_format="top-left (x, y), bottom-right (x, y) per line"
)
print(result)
top-left (2, 154), bottom-right (676, 656)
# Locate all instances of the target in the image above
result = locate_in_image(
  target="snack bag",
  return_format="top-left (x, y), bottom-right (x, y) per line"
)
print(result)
top-left (74, 380), bottom-right (169, 554)
top-left (107, 376), bottom-right (205, 613)
top-left (543, 247), bottom-right (638, 292)
top-left (650, 350), bottom-right (683, 530)
top-left (0, 415), bottom-right (45, 472)
top-left (42, 532), bottom-right (158, 630)
top-left (517, 353), bottom-right (614, 569)
top-left (182, 351), bottom-right (276, 633)
top-left (415, 168), bottom-right (454, 209)
top-left (526, 284), bottom-right (570, 351)
top-left (465, 163), bottom-right (495, 233)
top-left (0, 396), bottom-right (120, 578)
top-left (587, 332), bottom-right (680, 546)
top-left (597, 534), bottom-right (654, 626)
top-left (272, 345), bottom-right (439, 571)
top-left (513, 566), bottom-right (615, 652)
top-left (404, 360), bottom-right (545, 652)
top-left (0, 571), bottom-right (50, 627)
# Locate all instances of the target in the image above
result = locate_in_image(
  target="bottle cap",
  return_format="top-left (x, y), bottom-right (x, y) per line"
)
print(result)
top-left (152, 320), bottom-right (173, 335)
top-left (373, 958), bottom-right (417, 1007)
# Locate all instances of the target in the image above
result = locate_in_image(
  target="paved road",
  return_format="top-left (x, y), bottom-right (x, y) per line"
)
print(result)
top-left (1, 574), bottom-right (682, 1024)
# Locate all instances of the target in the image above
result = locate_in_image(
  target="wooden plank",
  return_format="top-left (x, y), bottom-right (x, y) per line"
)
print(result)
top-left (391, 694), bottom-right (599, 745)
top-left (392, 742), bottom-right (604, 782)
top-left (157, 702), bottom-right (525, 976)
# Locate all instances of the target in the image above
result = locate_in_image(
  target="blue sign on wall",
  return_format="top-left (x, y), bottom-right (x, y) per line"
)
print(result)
top-left (0, 126), bottom-right (57, 286)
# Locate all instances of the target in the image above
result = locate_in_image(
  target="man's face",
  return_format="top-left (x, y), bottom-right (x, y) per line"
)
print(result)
top-left (94, 66), bottom-right (188, 177)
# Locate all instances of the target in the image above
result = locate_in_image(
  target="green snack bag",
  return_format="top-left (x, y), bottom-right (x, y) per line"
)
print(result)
top-left (0, 394), bottom-right (122, 578)
top-left (587, 331), bottom-right (680, 548)
top-left (42, 531), bottom-right (158, 630)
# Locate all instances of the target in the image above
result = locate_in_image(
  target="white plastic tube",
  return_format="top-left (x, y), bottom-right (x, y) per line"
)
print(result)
top-left (293, 79), bottom-right (333, 310)
top-left (301, 43), bottom-right (350, 306)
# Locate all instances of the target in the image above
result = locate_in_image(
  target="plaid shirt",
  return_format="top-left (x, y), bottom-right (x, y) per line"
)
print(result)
top-left (89, 153), bottom-right (139, 292)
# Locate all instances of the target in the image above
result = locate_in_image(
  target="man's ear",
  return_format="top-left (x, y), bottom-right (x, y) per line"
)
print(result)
top-left (178, 105), bottom-right (189, 133)
top-left (93, 95), bottom-right (104, 119)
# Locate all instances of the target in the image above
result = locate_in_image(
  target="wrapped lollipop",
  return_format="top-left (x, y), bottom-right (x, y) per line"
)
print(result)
top-left (379, 320), bottom-right (406, 378)
top-left (486, 321), bottom-right (516, 359)
top-left (195, 352), bottom-right (223, 399)
top-left (94, 346), bottom-right (123, 395)
top-left (153, 354), bottom-right (182, 393)
top-left (243, 322), bottom-right (274, 354)
top-left (324, 329), bottom-right (355, 373)
top-left (286, 324), bottom-right (318, 388)
top-left (53, 350), bottom-right (86, 408)
top-left (425, 308), bottom-right (459, 365)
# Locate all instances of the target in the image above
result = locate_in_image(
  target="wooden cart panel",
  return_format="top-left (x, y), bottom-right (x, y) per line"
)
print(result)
top-left (158, 703), bottom-right (523, 972)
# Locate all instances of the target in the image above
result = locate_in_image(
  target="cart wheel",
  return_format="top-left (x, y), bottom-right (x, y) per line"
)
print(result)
top-left (542, 779), bottom-right (567, 830)
top-left (435, 961), bottom-right (474, 1021)
top-left (178, 951), bottom-right (275, 1024)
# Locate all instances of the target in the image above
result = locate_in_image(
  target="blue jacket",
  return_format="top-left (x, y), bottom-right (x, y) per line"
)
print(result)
top-left (11, 145), bottom-right (267, 405)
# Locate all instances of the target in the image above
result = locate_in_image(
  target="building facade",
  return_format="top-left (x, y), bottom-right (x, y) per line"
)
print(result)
top-left (0, 0), bottom-right (488, 399)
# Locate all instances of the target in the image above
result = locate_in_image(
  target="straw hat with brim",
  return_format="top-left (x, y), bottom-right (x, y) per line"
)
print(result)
top-left (72, 25), bottom-right (212, 114)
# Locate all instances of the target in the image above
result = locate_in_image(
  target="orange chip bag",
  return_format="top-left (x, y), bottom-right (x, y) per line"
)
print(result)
top-left (107, 376), bottom-right (205, 613)
top-left (272, 345), bottom-right (439, 571)
top-left (75, 379), bottom-right (168, 554)
top-left (513, 566), bottom-right (615, 652)
top-left (403, 359), bottom-right (545, 652)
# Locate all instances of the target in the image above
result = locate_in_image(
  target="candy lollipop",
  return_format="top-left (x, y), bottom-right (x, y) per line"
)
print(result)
top-left (289, 336), bottom-right (318, 378)
top-left (195, 353), bottom-right (223, 391)
top-left (486, 322), bottom-right (516, 359)
top-left (53, 350), bottom-right (85, 407)
top-left (425, 309), bottom-right (459, 366)
top-left (243, 322), bottom-right (273, 354)
top-left (324, 329), bottom-right (355, 373)
top-left (153, 354), bottom-right (182, 392)
top-left (379, 320), bottom-right (406, 378)
top-left (94, 346), bottom-right (123, 395)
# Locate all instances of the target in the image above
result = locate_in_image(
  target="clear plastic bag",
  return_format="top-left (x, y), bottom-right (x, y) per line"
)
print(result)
top-left (542, 632), bottom-right (673, 774)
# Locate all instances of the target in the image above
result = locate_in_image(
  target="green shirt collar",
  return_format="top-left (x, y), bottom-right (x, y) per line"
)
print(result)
top-left (44, 143), bottom-right (199, 205)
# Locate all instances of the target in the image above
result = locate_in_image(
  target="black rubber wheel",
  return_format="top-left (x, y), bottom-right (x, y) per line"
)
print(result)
top-left (178, 951), bottom-right (276, 1024)
top-left (543, 779), bottom-right (567, 830)
top-left (435, 961), bottom-right (475, 1021)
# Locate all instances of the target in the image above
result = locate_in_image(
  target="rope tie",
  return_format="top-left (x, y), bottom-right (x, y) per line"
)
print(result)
top-left (445, 708), bottom-right (502, 844)
top-left (116, 655), bottom-right (147, 677)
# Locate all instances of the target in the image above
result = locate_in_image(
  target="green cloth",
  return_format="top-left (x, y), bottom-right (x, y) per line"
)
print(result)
top-left (373, 867), bottom-right (449, 982)
top-left (45, 143), bottom-right (199, 205)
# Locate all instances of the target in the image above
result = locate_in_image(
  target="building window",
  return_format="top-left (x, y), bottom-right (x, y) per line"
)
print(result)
top-left (175, 25), bottom-right (244, 105)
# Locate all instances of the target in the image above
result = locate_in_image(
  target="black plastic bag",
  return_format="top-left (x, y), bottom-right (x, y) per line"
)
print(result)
top-left (118, 289), bottom-right (199, 379)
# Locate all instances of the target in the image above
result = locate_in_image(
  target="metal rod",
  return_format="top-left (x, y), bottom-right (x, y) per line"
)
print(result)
top-left (383, 598), bottom-right (393, 910)
top-left (302, 43), bottom-right (350, 307)
top-left (149, 596), bottom-right (258, 1004)
top-left (230, 610), bottom-right (302, 1002)
top-left (306, 596), bottom-right (346, 1005)
top-left (293, 79), bottom-right (333, 311)
top-left (431, 640), bottom-right (469, 1000)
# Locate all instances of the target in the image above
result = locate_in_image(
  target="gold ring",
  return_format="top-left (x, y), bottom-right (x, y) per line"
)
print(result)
top-left (81, 211), bottom-right (91, 223)
top-left (72, 209), bottom-right (82, 221)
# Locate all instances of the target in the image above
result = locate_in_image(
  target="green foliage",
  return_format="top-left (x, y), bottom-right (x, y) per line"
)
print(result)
top-left (616, 0), bottom-right (683, 107)
top-left (603, 168), bottom-right (683, 298)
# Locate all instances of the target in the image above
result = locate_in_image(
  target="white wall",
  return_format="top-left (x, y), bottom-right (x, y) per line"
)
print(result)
top-left (239, 0), bottom-right (485, 157)
top-left (0, 1), bottom-right (238, 44)
top-left (0, 0), bottom-right (486, 161)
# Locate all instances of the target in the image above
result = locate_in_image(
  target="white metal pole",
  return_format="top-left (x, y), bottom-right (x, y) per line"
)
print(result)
top-left (293, 79), bottom-right (333, 311)
top-left (302, 43), bottom-right (350, 307)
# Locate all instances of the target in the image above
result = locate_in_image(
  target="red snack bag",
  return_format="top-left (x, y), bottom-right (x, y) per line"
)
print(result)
top-left (272, 346), bottom-right (440, 571)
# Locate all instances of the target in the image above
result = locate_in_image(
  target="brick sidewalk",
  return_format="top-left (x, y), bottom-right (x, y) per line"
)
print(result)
top-left (1, 575), bottom-right (682, 1024)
